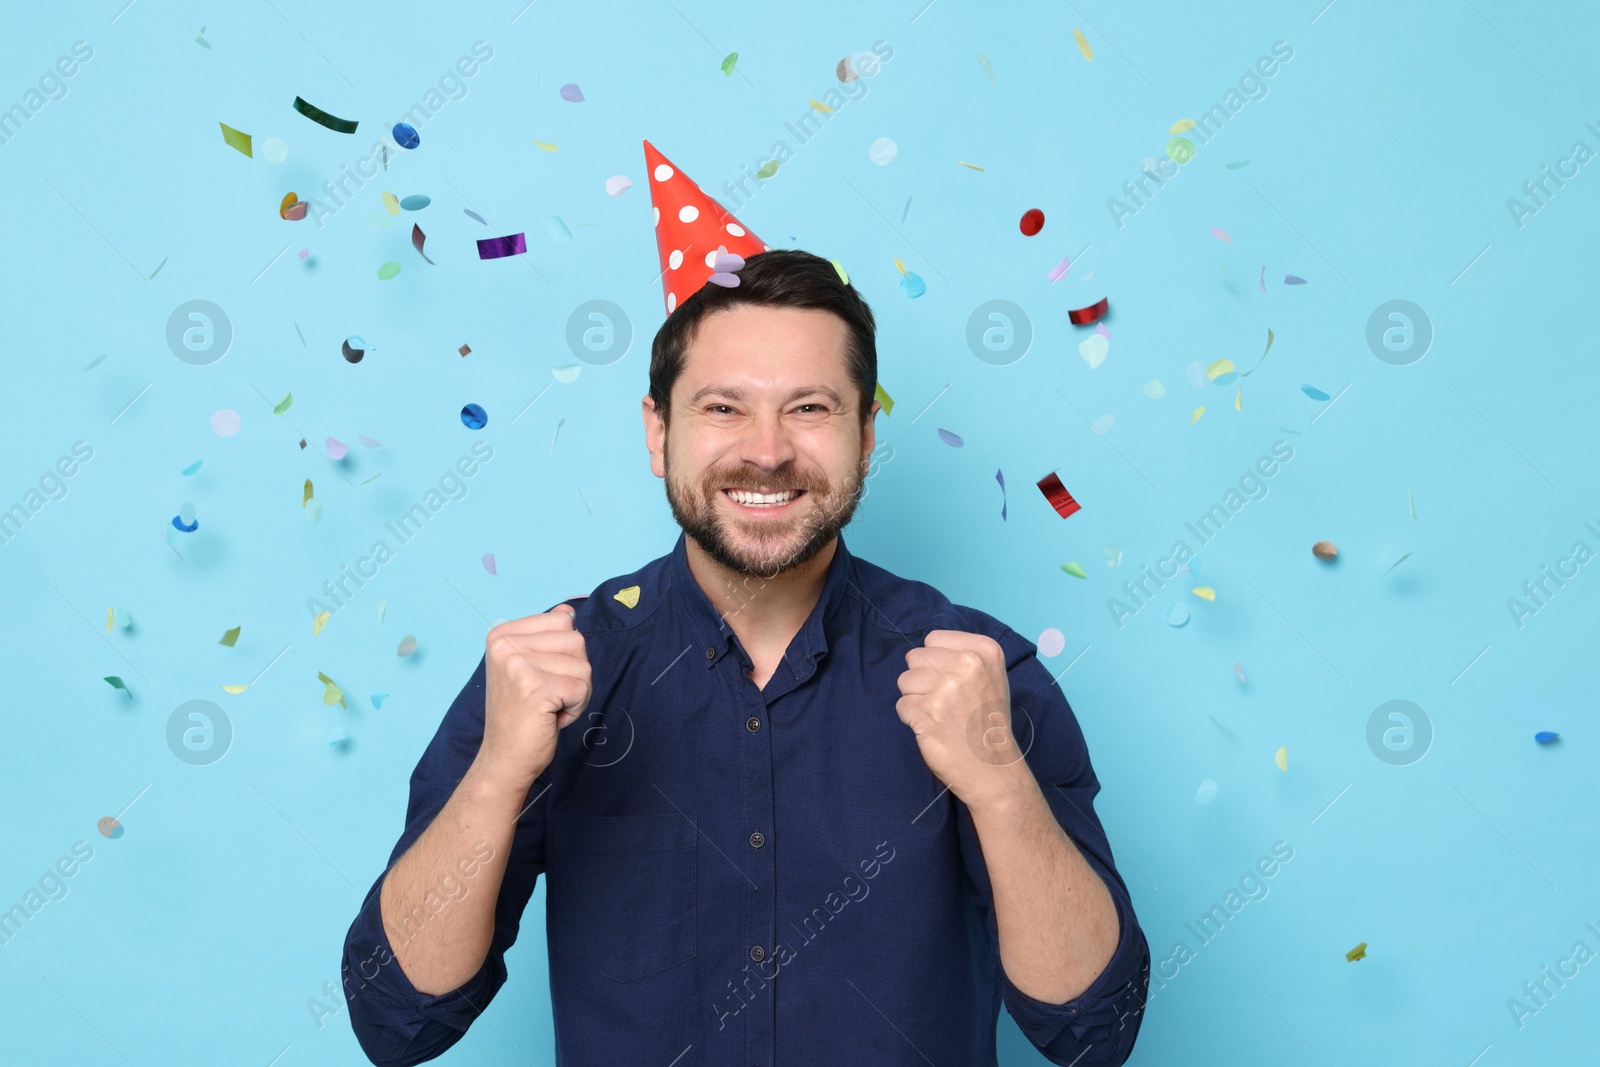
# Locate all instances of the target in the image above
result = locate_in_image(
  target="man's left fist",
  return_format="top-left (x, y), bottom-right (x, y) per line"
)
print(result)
top-left (896, 629), bottom-right (1028, 808)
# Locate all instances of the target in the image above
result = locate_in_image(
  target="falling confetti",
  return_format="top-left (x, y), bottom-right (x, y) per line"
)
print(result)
top-left (212, 409), bottom-right (241, 436)
top-left (222, 684), bottom-right (247, 694)
top-left (371, 693), bottom-right (388, 709)
top-left (460, 403), bottom-right (488, 430)
top-left (995, 469), bottom-right (1006, 520)
top-left (873, 382), bottom-right (893, 415)
top-left (1191, 406), bottom-right (1205, 425)
top-left (869, 137), bottom-right (897, 166)
top-left (559, 83), bottom-right (584, 102)
top-left (1302, 384), bottom-right (1330, 401)
top-left (377, 261), bottom-right (402, 281)
top-left (1382, 552), bottom-right (1414, 575)
top-left (273, 393), bottom-right (293, 414)
top-left (312, 611), bottom-right (330, 636)
top-left (1192, 587), bottom-right (1216, 601)
top-left (976, 52), bottom-right (996, 84)
top-left (464, 208), bottom-right (487, 225)
top-left (293, 96), bottom-right (358, 134)
top-left (1409, 491), bottom-right (1417, 521)
top-left (1068, 297), bottom-right (1109, 325)
top-left (899, 271), bottom-right (926, 299)
top-left (1073, 28), bottom-right (1093, 61)
top-left (397, 635), bottom-right (417, 657)
top-left (1210, 226), bottom-right (1232, 243)
top-left (614, 585), bottom-right (641, 609)
top-left (1078, 334), bottom-right (1109, 369)
top-left (104, 676), bottom-right (130, 694)
top-left (329, 726), bottom-right (349, 747)
top-left (1143, 379), bottom-right (1165, 399)
top-left (326, 437), bottom-right (348, 460)
top-left (482, 553), bottom-right (497, 575)
top-left (1036, 473), bottom-right (1082, 519)
top-left (1225, 160), bottom-right (1251, 170)
top-left (1037, 628), bottom-right (1066, 657)
top-left (1313, 541), bottom-right (1338, 560)
top-left (1346, 943), bottom-right (1368, 962)
top-left (220, 626), bottom-right (240, 647)
top-left (219, 122), bottom-right (252, 157)
top-left (477, 233), bottom-right (527, 259)
top-left (605, 175), bottom-right (632, 197)
top-left (1060, 562), bottom-right (1087, 579)
top-left (1284, 274), bottom-right (1308, 285)
top-left (393, 122), bottom-right (420, 149)
top-left (956, 160), bottom-right (986, 171)
top-left (1047, 255), bottom-right (1070, 282)
top-left (1274, 746), bottom-right (1288, 771)
top-left (936, 428), bottom-right (963, 447)
top-left (1233, 661), bottom-right (1246, 683)
top-left (721, 52), bottom-right (738, 76)
top-left (1102, 544), bottom-right (1122, 567)
top-left (97, 816), bottom-right (124, 839)
top-left (317, 671), bottom-right (347, 707)
top-left (1195, 779), bottom-right (1217, 803)
top-left (1535, 731), bottom-right (1559, 744)
top-left (1019, 209), bottom-right (1044, 236)
top-left (1165, 602), bottom-right (1190, 627)
top-left (374, 599), bottom-right (386, 623)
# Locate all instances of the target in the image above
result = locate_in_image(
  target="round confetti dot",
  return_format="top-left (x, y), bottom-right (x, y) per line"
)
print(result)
top-left (397, 635), bottom-right (417, 657)
top-left (666, 292), bottom-right (677, 312)
top-left (836, 56), bottom-right (858, 83)
top-left (869, 137), bottom-right (898, 166)
top-left (678, 205), bottom-right (699, 223)
top-left (654, 163), bottom-right (674, 182)
top-left (668, 249), bottom-right (684, 269)
top-left (392, 122), bottom-right (420, 149)
top-left (1164, 602), bottom-right (1190, 627)
top-left (1166, 137), bottom-right (1196, 164)
top-left (1195, 779), bottom-right (1218, 804)
top-left (460, 403), bottom-right (488, 430)
top-left (97, 816), bottom-right (123, 839)
top-left (1037, 628), bottom-right (1066, 658)
top-left (726, 222), bottom-right (745, 237)
top-left (1019, 208), bottom-right (1045, 236)
top-left (559, 83), bottom-right (584, 103)
top-left (211, 409), bottom-right (240, 436)
top-left (298, 248), bottom-right (309, 259)
top-left (377, 261), bottom-right (402, 280)
top-left (605, 175), bottom-right (632, 197)
top-left (400, 194), bottom-right (431, 211)
top-left (261, 137), bottom-right (288, 163)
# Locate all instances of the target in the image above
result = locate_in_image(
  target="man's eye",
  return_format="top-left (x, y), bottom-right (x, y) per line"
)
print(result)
top-left (795, 404), bottom-right (827, 414)
top-left (707, 405), bottom-right (737, 415)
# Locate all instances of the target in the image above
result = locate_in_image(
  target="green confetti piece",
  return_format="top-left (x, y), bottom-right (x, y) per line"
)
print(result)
top-left (873, 382), bottom-right (893, 416)
top-left (317, 671), bottom-right (347, 708)
top-left (220, 626), bottom-right (240, 647)
top-left (1382, 551), bottom-right (1414, 575)
top-left (832, 259), bottom-right (850, 286)
top-left (1061, 562), bottom-right (1088, 579)
top-left (721, 52), bottom-right (738, 76)
top-left (755, 159), bottom-right (778, 179)
top-left (104, 676), bottom-right (129, 693)
top-left (377, 261), bottom-right (402, 280)
top-left (292, 95), bottom-right (359, 134)
top-left (273, 392), bottom-right (293, 414)
top-left (219, 122), bottom-right (252, 157)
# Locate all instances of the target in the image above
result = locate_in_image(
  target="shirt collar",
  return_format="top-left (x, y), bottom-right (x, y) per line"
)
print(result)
top-left (665, 529), bottom-right (855, 670)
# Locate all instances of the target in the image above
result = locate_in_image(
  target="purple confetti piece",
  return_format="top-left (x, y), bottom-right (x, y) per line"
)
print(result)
top-left (1094, 323), bottom-right (1110, 339)
top-left (995, 468), bottom-right (1006, 521)
top-left (326, 436), bottom-right (348, 460)
top-left (559, 83), bottom-right (584, 102)
top-left (1284, 274), bottom-right (1307, 285)
top-left (712, 251), bottom-right (745, 273)
top-left (937, 428), bottom-right (963, 448)
top-left (482, 552), bottom-right (497, 576)
top-left (706, 272), bottom-right (741, 287)
top-left (463, 208), bottom-right (487, 225)
top-left (1046, 255), bottom-right (1070, 282)
top-left (477, 233), bottom-right (527, 259)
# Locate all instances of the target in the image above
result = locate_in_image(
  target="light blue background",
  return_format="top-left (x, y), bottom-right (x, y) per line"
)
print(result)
top-left (2, 0), bottom-right (1597, 1064)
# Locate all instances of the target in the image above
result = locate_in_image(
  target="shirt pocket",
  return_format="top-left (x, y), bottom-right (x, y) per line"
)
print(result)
top-left (548, 812), bottom-right (699, 982)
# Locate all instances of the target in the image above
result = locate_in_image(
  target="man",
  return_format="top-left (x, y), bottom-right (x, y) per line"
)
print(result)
top-left (341, 245), bottom-right (1149, 1064)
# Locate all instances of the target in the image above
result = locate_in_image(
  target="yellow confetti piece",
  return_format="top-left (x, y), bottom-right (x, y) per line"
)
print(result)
top-left (312, 610), bottom-right (330, 636)
top-left (956, 160), bottom-right (986, 171)
top-left (976, 52), bottom-right (996, 84)
top-left (1205, 358), bottom-right (1235, 380)
top-left (1191, 406), bottom-right (1205, 425)
top-left (831, 259), bottom-right (850, 285)
top-left (1274, 745), bottom-right (1288, 771)
top-left (318, 671), bottom-right (346, 708)
top-left (1235, 385), bottom-right (1242, 412)
top-left (302, 479), bottom-right (313, 506)
top-left (1192, 586), bottom-right (1215, 601)
top-left (874, 382), bottom-right (893, 416)
top-left (1169, 118), bottom-right (1195, 134)
top-left (892, 257), bottom-right (907, 275)
top-left (106, 606), bottom-right (114, 632)
top-left (381, 191), bottom-right (399, 216)
top-left (1073, 28), bottom-right (1093, 61)
top-left (531, 139), bottom-right (559, 151)
top-left (219, 122), bottom-right (253, 157)
top-left (1346, 942), bottom-right (1368, 962)
top-left (614, 585), bottom-right (641, 609)
top-left (222, 684), bottom-right (248, 694)
top-left (808, 98), bottom-right (835, 114)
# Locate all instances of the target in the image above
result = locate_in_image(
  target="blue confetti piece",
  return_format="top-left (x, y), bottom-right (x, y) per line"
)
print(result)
top-left (1535, 731), bottom-right (1560, 744)
top-left (1302, 384), bottom-right (1331, 401)
top-left (392, 123), bottom-right (420, 150)
top-left (463, 208), bottom-right (487, 225)
top-left (461, 403), bottom-right (488, 430)
top-left (171, 514), bottom-right (198, 532)
top-left (400, 194), bottom-right (431, 211)
top-left (937, 428), bottom-right (963, 447)
top-left (181, 460), bottom-right (203, 476)
top-left (371, 693), bottom-right (388, 710)
top-left (900, 271), bottom-right (926, 299)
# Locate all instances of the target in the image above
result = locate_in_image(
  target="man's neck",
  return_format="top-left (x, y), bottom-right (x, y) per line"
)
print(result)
top-left (685, 535), bottom-right (836, 654)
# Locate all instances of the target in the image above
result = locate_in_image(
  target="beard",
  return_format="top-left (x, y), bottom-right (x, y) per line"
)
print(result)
top-left (663, 435), bottom-right (869, 579)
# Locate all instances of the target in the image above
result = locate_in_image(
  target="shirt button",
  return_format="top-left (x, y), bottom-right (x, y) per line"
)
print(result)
top-left (749, 945), bottom-right (765, 962)
top-left (705, 647), bottom-right (716, 659)
top-left (749, 831), bottom-right (765, 848)
top-left (745, 716), bottom-right (761, 733)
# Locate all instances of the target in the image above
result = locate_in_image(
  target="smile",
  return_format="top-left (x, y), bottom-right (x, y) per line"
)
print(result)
top-left (723, 488), bottom-right (805, 510)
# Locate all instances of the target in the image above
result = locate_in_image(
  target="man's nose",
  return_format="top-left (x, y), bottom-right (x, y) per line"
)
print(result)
top-left (740, 409), bottom-right (795, 470)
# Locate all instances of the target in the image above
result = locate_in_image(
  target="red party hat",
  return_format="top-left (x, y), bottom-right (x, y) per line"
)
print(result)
top-left (643, 139), bottom-right (771, 316)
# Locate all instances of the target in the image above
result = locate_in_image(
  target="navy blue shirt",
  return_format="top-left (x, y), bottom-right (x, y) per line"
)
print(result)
top-left (342, 530), bottom-right (1150, 1066)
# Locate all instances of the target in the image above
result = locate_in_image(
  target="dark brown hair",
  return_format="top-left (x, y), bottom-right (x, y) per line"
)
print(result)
top-left (648, 248), bottom-right (878, 428)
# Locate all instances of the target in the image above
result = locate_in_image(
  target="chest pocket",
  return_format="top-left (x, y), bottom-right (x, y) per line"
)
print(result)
top-left (548, 812), bottom-right (699, 982)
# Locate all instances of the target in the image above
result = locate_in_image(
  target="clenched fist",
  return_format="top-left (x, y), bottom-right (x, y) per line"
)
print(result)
top-left (476, 604), bottom-right (592, 792)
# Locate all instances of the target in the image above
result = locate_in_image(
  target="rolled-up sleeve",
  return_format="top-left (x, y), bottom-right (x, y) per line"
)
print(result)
top-left (954, 624), bottom-right (1151, 1067)
top-left (341, 655), bottom-right (549, 1067)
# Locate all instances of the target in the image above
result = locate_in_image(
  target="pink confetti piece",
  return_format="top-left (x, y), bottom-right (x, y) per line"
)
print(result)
top-left (937, 428), bottom-right (964, 447)
top-left (211, 409), bottom-right (240, 436)
top-left (1046, 255), bottom-right (1070, 282)
top-left (1233, 660), bottom-right (1246, 683)
top-left (325, 436), bottom-right (348, 460)
top-left (482, 553), bottom-right (497, 576)
top-left (1210, 226), bottom-right (1232, 243)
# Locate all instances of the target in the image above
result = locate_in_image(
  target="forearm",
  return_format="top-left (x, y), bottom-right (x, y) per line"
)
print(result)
top-left (967, 768), bottom-right (1121, 1003)
top-left (379, 757), bottom-right (532, 995)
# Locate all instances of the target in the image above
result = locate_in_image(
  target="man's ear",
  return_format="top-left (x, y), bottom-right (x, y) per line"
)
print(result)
top-left (642, 395), bottom-right (666, 479)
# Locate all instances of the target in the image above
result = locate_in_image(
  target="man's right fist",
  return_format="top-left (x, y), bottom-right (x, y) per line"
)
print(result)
top-left (476, 603), bottom-right (592, 792)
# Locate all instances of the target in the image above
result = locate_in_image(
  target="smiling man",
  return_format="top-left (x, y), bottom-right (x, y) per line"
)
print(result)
top-left (341, 158), bottom-right (1148, 1067)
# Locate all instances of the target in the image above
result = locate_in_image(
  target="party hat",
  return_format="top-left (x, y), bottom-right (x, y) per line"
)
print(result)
top-left (644, 139), bottom-right (771, 316)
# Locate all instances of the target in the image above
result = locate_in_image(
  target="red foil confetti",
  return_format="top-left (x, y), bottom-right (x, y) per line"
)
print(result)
top-left (458, 344), bottom-right (471, 357)
top-left (1068, 297), bottom-right (1109, 326)
top-left (1036, 472), bottom-right (1082, 518)
top-left (1019, 208), bottom-right (1045, 236)
top-left (412, 224), bottom-right (435, 265)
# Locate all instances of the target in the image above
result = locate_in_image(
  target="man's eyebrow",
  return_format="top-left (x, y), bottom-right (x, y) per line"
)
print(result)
top-left (686, 385), bottom-right (845, 407)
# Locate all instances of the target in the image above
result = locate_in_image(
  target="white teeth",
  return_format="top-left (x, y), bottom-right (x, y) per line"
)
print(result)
top-left (727, 489), bottom-right (798, 506)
